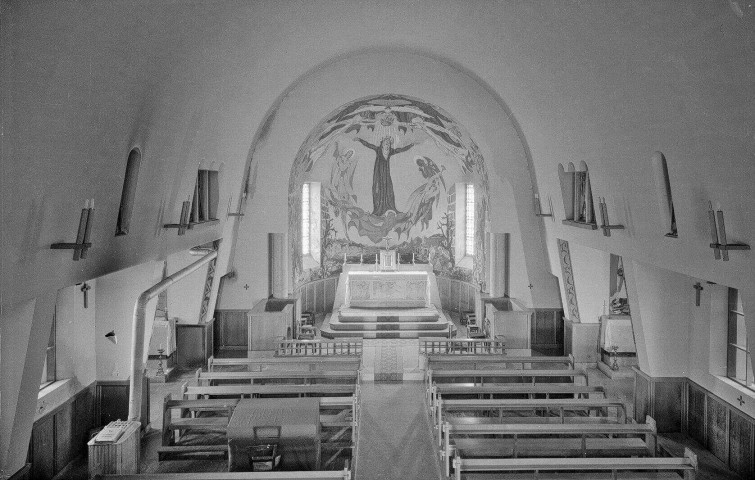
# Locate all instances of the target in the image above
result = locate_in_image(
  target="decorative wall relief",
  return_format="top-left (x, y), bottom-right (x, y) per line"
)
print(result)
top-left (557, 238), bottom-right (580, 322)
top-left (289, 94), bottom-right (490, 288)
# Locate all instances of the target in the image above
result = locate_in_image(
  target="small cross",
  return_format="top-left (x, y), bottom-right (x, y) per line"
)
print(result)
top-left (243, 284), bottom-right (250, 290)
top-left (528, 284), bottom-right (534, 290)
top-left (80, 283), bottom-right (91, 308)
top-left (693, 282), bottom-right (704, 306)
top-left (737, 395), bottom-right (745, 406)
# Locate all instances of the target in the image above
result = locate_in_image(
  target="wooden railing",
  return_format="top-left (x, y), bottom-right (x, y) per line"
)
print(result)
top-left (276, 340), bottom-right (363, 356)
top-left (297, 275), bottom-right (339, 314)
top-left (419, 338), bottom-right (505, 355)
top-left (435, 276), bottom-right (479, 313)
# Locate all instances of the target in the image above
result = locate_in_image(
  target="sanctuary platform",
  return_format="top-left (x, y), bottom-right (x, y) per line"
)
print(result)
top-left (320, 259), bottom-right (455, 339)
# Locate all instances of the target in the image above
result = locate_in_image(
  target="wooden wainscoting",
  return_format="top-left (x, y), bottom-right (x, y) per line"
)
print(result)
top-left (530, 308), bottom-right (564, 355)
top-left (684, 379), bottom-right (755, 479)
top-left (632, 368), bottom-right (685, 433)
top-left (95, 376), bottom-right (150, 428)
top-left (633, 369), bottom-right (755, 479)
top-left (214, 309), bottom-right (249, 351)
top-left (28, 383), bottom-right (95, 480)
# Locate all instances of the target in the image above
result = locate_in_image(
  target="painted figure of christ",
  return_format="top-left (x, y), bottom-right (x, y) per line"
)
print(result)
top-left (355, 136), bottom-right (417, 216)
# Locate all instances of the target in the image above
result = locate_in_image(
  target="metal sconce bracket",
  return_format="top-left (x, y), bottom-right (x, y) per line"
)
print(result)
top-left (163, 200), bottom-right (192, 235)
top-left (534, 193), bottom-right (554, 219)
top-left (708, 202), bottom-right (750, 261)
top-left (51, 199), bottom-right (95, 260)
top-left (227, 197), bottom-right (244, 218)
top-left (598, 197), bottom-right (624, 237)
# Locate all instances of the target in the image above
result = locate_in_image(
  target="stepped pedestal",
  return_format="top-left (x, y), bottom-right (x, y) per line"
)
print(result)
top-left (321, 264), bottom-right (454, 339)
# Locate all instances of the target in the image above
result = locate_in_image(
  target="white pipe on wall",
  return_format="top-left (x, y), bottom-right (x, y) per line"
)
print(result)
top-left (127, 247), bottom-right (217, 422)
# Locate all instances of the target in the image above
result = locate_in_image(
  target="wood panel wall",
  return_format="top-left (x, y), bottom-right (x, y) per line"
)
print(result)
top-left (28, 383), bottom-right (95, 480)
top-left (95, 376), bottom-right (150, 428)
top-left (684, 379), bottom-right (755, 479)
top-left (634, 370), bottom-right (755, 479)
top-left (214, 309), bottom-right (249, 350)
top-left (632, 369), bottom-right (685, 432)
top-left (530, 309), bottom-right (564, 355)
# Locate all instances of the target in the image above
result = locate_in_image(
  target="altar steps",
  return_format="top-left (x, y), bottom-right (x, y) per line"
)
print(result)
top-left (329, 320), bottom-right (448, 331)
top-left (320, 329), bottom-right (453, 339)
top-left (320, 312), bottom-right (456, 339)
top-left (338, 307), bottom-right (439, 323)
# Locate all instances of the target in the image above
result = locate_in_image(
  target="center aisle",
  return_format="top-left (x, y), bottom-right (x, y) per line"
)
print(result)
top-left (354, 381), bottom-right (442, 480)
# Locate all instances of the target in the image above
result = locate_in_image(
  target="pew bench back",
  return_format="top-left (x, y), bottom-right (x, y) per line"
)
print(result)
top-left (427, 354), bottom-right (574, 370)
top-left (208, 355), bottom-right (361, 372)
top-left (452, 448), bottom-right (697, 480)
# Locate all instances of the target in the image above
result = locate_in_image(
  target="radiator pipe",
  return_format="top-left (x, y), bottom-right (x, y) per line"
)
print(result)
top-left (128, 247), bottom-right (218, 421)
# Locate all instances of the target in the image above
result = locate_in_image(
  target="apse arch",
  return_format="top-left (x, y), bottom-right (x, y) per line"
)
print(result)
top-left (235, 49), bottom-right (559, 306)
top-left (288, 93), bottom-right (491, 287)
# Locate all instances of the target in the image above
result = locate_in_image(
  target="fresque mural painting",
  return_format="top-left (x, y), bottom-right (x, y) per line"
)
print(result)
top-left (289, 94), bottom-right (490, 287)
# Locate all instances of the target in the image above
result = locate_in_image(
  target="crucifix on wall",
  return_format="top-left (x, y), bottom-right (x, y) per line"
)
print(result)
top-left (693, 282), bottom-right (704, 307)
top-left (80, 282), bottom-right (91, 308)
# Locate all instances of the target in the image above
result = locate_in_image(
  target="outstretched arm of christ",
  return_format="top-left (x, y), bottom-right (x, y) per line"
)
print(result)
top-left (391, 142), bottom-right (416, 155)
top-left (355, 137), bottom-right (378, 151)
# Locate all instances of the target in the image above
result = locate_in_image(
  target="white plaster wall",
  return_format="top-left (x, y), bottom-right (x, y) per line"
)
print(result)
top-left (55, 282), bottom-right (97, 386)
top-left (569, 243), bottom-right (610, 323)
top-left (166, 250), bottom-right (210, 324)
top-left (95, 261), bottom-right (162, 380)
top-left (626, 260), bottom-right (693, 378)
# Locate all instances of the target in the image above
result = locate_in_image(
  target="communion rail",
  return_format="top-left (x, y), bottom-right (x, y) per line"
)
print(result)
top-left (276, 340), bottom-right (363, 356)
top-left (419, 338), bottom-right (506, 355)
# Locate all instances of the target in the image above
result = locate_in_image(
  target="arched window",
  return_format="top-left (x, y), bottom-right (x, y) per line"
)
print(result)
top-left (116, 148), bottom-right (141, 235)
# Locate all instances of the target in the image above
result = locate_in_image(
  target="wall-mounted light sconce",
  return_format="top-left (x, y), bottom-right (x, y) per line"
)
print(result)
top-left (105, 330), bottom-right (118, 344)
top-left (51, 199), bottom-right (95, 260)
top-left (598, 197), bottom-right (624, 237)
top-left (163, 199), bottom-right (192, 235)
top-left (693, 282), bottom-right (704, 307)
top-left (708, 202), bottom-right (750, 261)
top-left (227, 196), bottom-right (244, 218)
top-left (534, 193), bottom-right (554, 219)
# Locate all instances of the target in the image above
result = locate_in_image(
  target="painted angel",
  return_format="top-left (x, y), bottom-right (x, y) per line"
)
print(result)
top-left (404, 156), bottom-right (447, 233)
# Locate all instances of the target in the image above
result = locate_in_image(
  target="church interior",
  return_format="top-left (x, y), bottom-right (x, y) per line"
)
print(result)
top-left (1, 1), bottom-right (754, 479)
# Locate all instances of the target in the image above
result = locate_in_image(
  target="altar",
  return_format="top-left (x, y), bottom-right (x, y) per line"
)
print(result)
top-left (597, 315), bottom-right (638, 378)
top-left (320, 259), bottom-right (454, 344)
top-left (345, 271), bottom-right (430, 308)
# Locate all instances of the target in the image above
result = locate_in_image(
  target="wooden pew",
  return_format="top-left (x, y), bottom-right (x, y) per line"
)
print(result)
top-left (451, 447), bottom-right (698, 480)
top-left (207, 355), bottom-right (362, 372)
top-left (427, 368), bottom-right (588, 387)
top-left (439, 417), bottom-right (659, 477)
top-left (182, 383), bottom-right (357, 399)
top-left (159, 395), bottom-right (237, 460)
top-left (433, 398), bottom-right (628, 436)
top-left (427, 384), bottom-right (607, 413)
top-left (161, 390), bottom-right (359, 462)
top-left (93, 469), bottom-right (352, 479)
top-left (195, 369), bottom-right (360, 386)
top-left (427, 354), bottom-right (574, 370)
